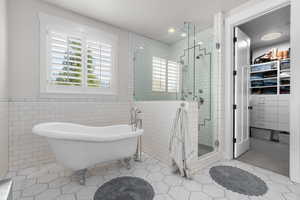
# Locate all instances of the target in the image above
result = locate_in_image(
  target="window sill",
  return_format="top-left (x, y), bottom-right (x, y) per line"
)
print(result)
top-left (151, 91), bottom-right (179, 94)
top-left (40, 89), bottom-right (118, 97)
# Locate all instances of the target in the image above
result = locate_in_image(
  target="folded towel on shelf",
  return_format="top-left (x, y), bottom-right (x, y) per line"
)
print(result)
top-left (251, 63), bottom-right (276, 72)
top-left (264, 79), bottom-right (277, 86)
top-left (251, 81), bottom-right (264, 87)
top-left (280, 72), bottom-right (290, 77)
top-left (250, 73), bottom-right (264, 80)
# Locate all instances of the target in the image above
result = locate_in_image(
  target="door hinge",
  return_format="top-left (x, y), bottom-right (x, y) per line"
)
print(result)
top-left (233, 70), bottom-right (237, 76)
top-left (233, 138), bottom-right (237, 143)
top-left (233, 37), bottom-right (237, 43)
top-left (233, 104), bottom-right (237, 110)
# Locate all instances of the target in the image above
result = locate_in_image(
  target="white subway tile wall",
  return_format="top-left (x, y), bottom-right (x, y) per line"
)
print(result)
top-left (188, 102), bottom-right (200, 160)
top-left (6, 49), bottom-right (224, 173)
top-left (134, 102), bottom-right (199, 167)
top-left (196, 38), bottom-right (224, 152)
top-left (8, 100), bottom-right (131, 171)
top-left (134, 102), bottom-right (181, 164)
top-left (6, 73), bottom-right (223, 173)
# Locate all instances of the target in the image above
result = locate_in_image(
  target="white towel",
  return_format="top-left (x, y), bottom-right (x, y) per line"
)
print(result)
top-left (169, 105), bottom-right (194, 178)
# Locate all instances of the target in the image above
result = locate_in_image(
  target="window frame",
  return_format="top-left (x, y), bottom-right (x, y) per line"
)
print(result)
top-left (39, 13), bottom-right (118, 95)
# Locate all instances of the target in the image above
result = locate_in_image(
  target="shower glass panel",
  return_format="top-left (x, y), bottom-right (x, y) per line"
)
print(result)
top-left (132, 34), bottom-right (181, 101)
top-left (132, 22), bottom-right (217, 157)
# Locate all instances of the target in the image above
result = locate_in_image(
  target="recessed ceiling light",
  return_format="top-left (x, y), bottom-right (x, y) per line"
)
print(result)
top-left (181, 33), bottom-right (187, 37)
top-left (261, 32), bottom-right (282, 41)
top-left (168, 28), bottom-right (176, 34)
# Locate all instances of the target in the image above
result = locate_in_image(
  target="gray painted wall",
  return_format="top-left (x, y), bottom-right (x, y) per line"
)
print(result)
top-left (0, 0), bottom-right (8, 99)
top-left (8, 0), bottom-right (132, 101)
top-left (0, 0), bottom-right (8, 176)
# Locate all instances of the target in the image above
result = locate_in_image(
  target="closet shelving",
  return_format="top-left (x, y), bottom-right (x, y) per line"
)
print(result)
top-left (249, 58), bottom-right (290, 95)
top-left (279, 58), bottom-right (290, 94)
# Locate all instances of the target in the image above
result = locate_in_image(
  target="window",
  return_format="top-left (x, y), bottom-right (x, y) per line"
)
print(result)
top-left (167, 60), bottom-right (180, 93)
top-left (152, 57), bottom-right (179, 93)
top-left (40, 13), bottom-right (118, 94)
top-left (152, 57), bottom-right (167, 92)
top-left (49, 31), bottom-right (84, 87)
top-left (86, 40), bottom-right (113, 88)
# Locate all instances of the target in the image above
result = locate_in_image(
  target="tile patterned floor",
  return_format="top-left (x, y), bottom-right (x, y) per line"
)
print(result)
top-left (5, 154), bottom-right (300, 200)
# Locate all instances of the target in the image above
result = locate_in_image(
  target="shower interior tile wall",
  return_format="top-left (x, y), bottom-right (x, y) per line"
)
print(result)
top-left (8, 101), bottom-right (131, 171)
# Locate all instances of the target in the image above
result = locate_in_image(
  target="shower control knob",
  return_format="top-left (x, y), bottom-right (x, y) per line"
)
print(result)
top-left (214, 140), bottom-right (220, 147)
top-left (199, 97), bottom-right (204, 104)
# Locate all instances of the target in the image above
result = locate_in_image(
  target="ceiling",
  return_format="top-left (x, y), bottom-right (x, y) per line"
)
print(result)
top-left (41, 0), bottom-right (249, 44)
top-left (239, 5), bottom-right (290, 50)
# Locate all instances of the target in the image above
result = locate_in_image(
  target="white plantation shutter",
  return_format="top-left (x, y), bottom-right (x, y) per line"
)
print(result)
top-left (40, 13), bottom-right (118, 94)
top-left (167, 61), bottom-right (180, 93)
top-left (152, 57), bottom-right (167, 92)
top-left (152, 57), bottom-right (180, 93)
top-left (86, 40), bottom-right (113, 88)
top-left (44, 26), bottom-right (116, 94)
top-left (49, 31), bottom-right (83, 86)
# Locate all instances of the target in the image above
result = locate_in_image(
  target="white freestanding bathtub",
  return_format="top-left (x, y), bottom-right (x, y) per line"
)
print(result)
top-left (32, 123), bottom-right (143, 172)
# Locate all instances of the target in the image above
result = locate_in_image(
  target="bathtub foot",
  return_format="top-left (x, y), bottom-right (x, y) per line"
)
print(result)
top-left (134, 153), bottom-right (142, 162)
top-left (123, 157), bottom-right (132, 169)
top-left (77, 169), bottom-right (87, 185)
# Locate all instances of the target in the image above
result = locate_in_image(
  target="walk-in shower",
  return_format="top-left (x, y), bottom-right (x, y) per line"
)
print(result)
top-left (131, 22), bottom-right (218, 158)
top-left (177, 22), bottom-right (216, 157)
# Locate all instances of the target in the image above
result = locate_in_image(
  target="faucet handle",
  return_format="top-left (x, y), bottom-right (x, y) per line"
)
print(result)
top-left (131, 107), bottom-right (141, 112)
top-left (136, 109), bottom-right (142, 114)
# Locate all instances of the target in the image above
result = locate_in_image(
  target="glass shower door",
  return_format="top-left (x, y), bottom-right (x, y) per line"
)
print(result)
top-left (195, 36), bottom-right (215, 157)
top-left (179, 22), bottom-right (216, 157)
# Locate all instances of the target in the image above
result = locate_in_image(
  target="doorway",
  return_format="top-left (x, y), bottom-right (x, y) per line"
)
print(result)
top-left (233, 5), bottom-right (291, 176)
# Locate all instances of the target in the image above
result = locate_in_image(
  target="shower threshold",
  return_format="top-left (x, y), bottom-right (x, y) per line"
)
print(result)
top-left (198, 144), bottom-right (214, 157)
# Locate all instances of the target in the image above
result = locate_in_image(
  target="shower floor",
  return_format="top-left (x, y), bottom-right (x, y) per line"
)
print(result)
top-left (5, 153), bottom-right (300, 200)
top-left (198, 144), bottom-right (214, 156)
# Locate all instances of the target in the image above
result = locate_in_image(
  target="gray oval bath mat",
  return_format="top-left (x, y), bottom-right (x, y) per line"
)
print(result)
top-left (94, 176), bottom-right (154, 200)
top-left (209, 166), bottom-right (268, 196)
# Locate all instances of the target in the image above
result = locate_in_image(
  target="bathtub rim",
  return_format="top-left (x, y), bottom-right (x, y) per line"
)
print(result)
top-left (32, 122), bottom-right (143, 142)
